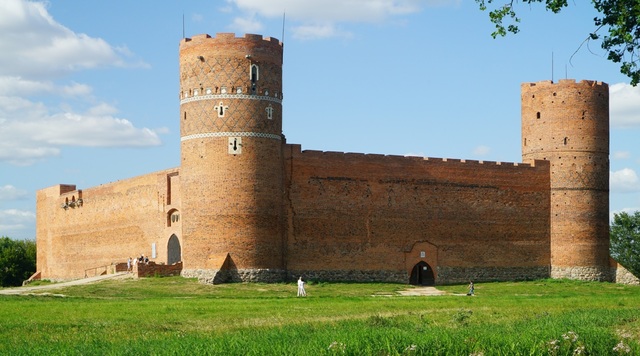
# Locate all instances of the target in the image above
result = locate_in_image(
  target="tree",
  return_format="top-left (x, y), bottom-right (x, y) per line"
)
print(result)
top-left (0, 236), bottom-right (37, 287)
top-left (476, 0), bottom-right (640, 85)
top-left (610, 211), bottom-right (640, 277)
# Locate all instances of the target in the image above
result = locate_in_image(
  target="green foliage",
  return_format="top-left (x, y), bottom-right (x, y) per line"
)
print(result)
top-left (0, 236), bottom-right (36, 287)
top-left (476, 0), bottom-right (640, 85)
top-left (611, 211), bottom-right (640, 277)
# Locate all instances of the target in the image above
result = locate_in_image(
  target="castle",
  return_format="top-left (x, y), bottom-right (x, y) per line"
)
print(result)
top-left (36, 33), bottom-right (617, 285)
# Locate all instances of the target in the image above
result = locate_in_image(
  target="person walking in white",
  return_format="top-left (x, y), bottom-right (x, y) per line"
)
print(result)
top-left (297, 277), bottom-right (306, 297)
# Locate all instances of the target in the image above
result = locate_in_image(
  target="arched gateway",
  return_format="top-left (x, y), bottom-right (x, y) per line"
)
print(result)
top-left (410, 261), bottom-right (435, 286)
top-left (167, 234), bottom-right (181, 265)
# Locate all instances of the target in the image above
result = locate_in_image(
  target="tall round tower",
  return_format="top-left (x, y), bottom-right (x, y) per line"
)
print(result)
top-left (178, 33), bottom-right (285, 282)
top-left (521, 79), bottom-right (610, 281)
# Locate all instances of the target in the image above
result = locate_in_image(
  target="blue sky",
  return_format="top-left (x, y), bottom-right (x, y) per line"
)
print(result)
top-left (1, 0), bottom-right (639, 240)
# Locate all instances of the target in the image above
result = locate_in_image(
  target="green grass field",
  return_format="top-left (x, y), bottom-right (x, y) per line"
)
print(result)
top-left (1, 277), bottom-right (639, 355)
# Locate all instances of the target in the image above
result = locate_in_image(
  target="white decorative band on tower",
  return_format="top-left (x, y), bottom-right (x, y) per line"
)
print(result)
top-left (180, 93), bottom-right (282, 105)
top-left (181, 131), bottom-right (282, 141)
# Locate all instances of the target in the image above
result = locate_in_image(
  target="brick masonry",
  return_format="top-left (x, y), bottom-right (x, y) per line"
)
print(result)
top-left (35, 33), bottom-right (618, 285)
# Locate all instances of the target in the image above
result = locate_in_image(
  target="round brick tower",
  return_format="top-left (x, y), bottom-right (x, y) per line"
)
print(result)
top-left (178, 33), bottom-right (285, 282)
top-left (521, 79), bottom-right (611, 281)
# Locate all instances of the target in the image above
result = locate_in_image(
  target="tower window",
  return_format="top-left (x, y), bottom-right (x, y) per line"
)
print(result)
top-left (214, 102), bottom-right (228, 117)
top-left (168, 210), bottom-right (180, 227)
top-left (266, 105), bottom-right (273, 120)
top-left (250, 64), bottom-right (259, 94)
top-left (250, 64), bottom-right (259, 82)
top-left (563, 137), bottom-right (568, 145)
top-left (536, 112), bottom-right (541, 119)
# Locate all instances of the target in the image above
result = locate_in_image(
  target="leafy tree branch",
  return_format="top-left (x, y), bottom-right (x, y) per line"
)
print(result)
top-left (476, 0), bottom-right (640, 85)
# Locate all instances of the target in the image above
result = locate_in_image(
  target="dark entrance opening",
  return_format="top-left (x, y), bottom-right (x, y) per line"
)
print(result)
top-left (410, 261), bottom-right (435, 286)
top-left (167, 234), bottom-right (181, 265)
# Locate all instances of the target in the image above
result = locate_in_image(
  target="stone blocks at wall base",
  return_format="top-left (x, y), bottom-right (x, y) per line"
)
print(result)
top-left (182, 268), bottom-right (286, 284)
top-left (437, 266), bottom-right (550, 285)
top-left (615, 265), bottom-right (640, 285)
top-left (289, 270), bottom-right (408, 283)
top-left (550, 266), bottom-right (615, 282)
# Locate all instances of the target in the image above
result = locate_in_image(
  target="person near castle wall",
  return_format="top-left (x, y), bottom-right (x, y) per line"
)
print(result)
top-left (467, 281), bottom-right (475, 296)
top-left (297, 277), bottom-right (307, 297)
top-left (127, 257), bottom-right (132, 272)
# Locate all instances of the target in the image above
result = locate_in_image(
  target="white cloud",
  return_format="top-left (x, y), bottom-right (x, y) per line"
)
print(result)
top-left (229, 15), bottom-right (264, 34)
top-left (33, 112), bottom-right (163, 148)
top-left (610, 168), bottom-right (640, 193)
top-left (0, 209), bottom-right (36, 238)
top-left (610, 83), bottom-right (640, 128)
top-left (0, 0), bottom-right (137, 79)
top-left (292, 23), bottom-right (352, 40)
top-left (613, 151), bottom-right (631, 160)
top-left (0, 76), bottom-right (92, 97)
top-left (472, 145), bottom-right (491, 156)
top-left (0, 0), bottom-right (162, 166)
top-left (0, 96), bottom-right (163, 165)
top-left (232, 0), bottom-right (430, 23)
top-left (228, 0), bottom-right (458, 39)
top-left (0, 185), bottom-right (28, 201)
top-left (610, 207), bottom-right (640, 222)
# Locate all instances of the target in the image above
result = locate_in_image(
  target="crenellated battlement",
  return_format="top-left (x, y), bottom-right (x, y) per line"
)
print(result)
top-left (522, 79), bottom-right (607, 88)
top-left (287, 145), bottom-right (546, 170)
top-left (180, 33), bottom-right (282, 48)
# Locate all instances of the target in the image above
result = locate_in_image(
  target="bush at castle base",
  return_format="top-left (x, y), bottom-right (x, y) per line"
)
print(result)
top-left (611, 211), bottom-right (640, 279)
top-left (0, 236), bottom-right (36, 287)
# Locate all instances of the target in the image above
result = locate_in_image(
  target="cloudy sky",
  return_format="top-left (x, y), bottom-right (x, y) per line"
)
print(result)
top-left (1, 0), bottom-right (639, 239)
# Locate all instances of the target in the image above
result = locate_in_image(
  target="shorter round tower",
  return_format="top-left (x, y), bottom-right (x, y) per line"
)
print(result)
top-left (521, 79), bottom-right (611, 281)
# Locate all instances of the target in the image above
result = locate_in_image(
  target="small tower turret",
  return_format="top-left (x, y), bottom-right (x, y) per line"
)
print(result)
top-left (179, 33), bottom-right (285, 282)
top-left (521, 79), bottom-right (611, 281)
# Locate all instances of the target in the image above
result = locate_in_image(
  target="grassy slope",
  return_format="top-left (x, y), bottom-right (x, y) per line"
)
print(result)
top-left (1, 278), bottom-right (639, 355)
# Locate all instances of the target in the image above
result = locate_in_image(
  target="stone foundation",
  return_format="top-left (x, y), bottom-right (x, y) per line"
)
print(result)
top-left (182, 268), bottom-right (286, 284)
top-left (437, 266), bottom-right (550, 285)
top-left (614, 265), bottom-right (640, 285)
top-left (183, 267), bottom-right (555, 285)
top-left (550, 266), bottom-right (614, 281)
top-left (288, 270), bottom-right (408, 283)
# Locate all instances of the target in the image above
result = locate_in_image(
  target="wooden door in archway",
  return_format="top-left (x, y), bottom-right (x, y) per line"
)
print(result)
top-left (167, 234), bottom-right (181, 265)
top-left (410, 261), bottom-right (435, 286)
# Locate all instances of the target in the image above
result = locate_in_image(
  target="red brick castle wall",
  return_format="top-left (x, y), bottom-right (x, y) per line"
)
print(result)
top-left (35, 32), bottom-right (613, 285)
top-left (284, 146), bottom-right (551, 283)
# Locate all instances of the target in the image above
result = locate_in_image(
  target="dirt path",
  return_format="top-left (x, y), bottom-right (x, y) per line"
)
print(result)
top-left (2, 275), bottom-right (451, 297)
top-left (397, 286), bottom-right (449, 296)
top-left (0, 272), bottom-right (130, 295)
